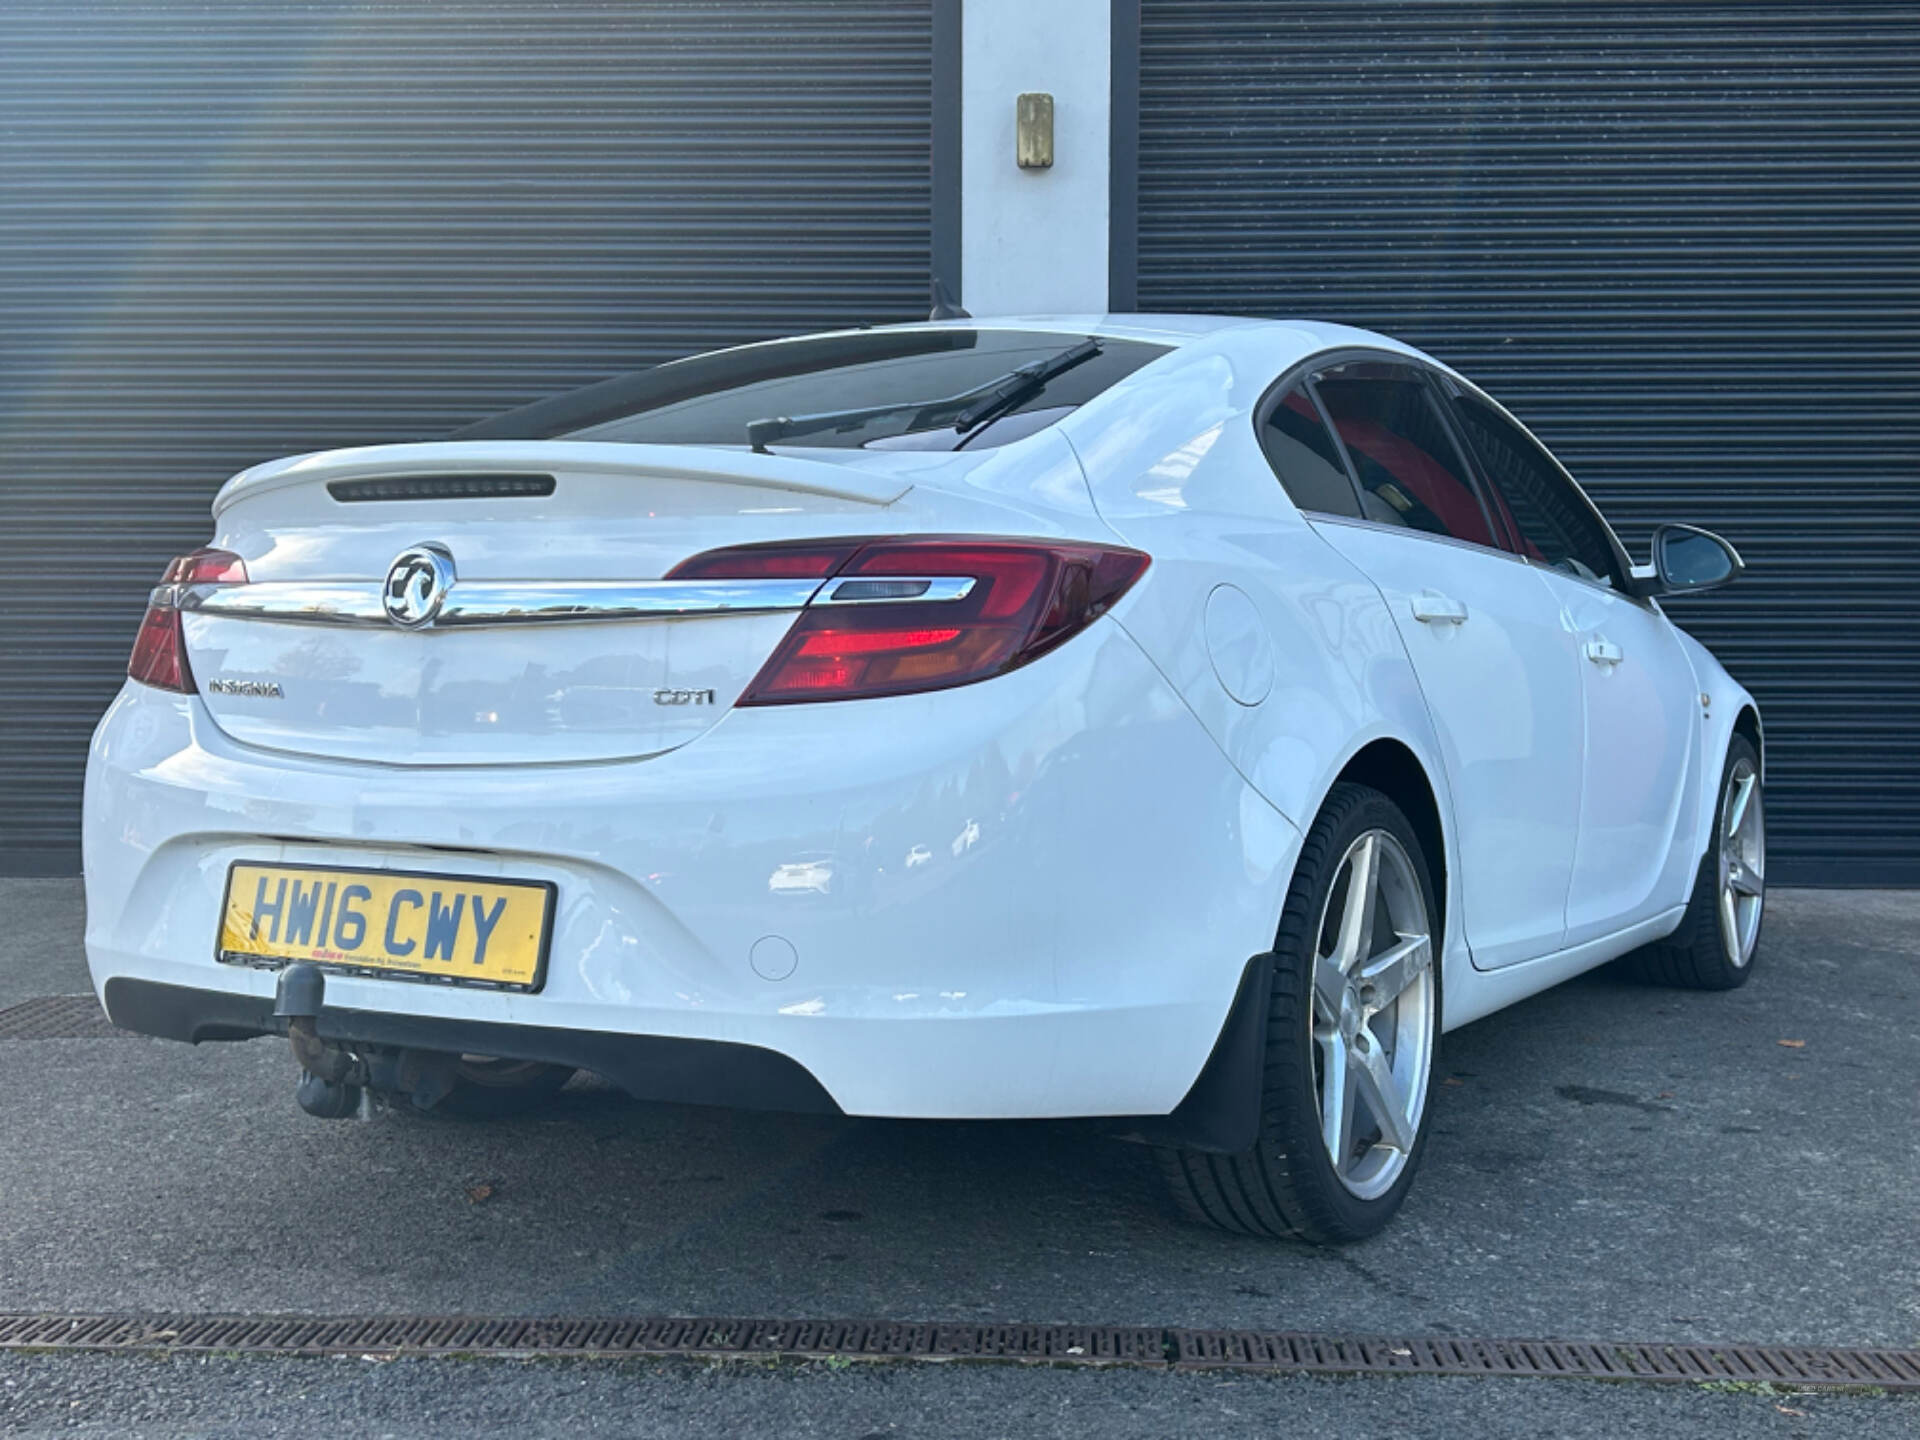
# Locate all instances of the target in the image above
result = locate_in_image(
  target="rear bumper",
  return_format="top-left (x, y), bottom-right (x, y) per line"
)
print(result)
top-left (102, 976), bottom-right (842, 1114)
top-left (84, 621), bottom-right (1301, 1119)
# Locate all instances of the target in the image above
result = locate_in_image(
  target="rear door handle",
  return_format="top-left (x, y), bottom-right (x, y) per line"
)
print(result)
top-left (1585, 637), bottom-right (1624, 667)
top-left (1410, 591), bottom-right (1468, 625)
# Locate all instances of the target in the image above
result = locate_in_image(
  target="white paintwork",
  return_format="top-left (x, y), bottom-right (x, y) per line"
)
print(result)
top-left (215, 440), bottom-right (918, 515)
top-left (1440, 904), bottom-right (1690, 1031)
top-left (1670, 623), bottom-right (1763, 862)
top-left (1311, 521), bottom-right (1586, 969)
top-left (86, 627), bottom-right (1297, 1119)
top-left (1203, 585), bottom-right (1273, 706)
top-left (960, 0), bottom-right (1111, 314)
top-left (1537, 569), bottom-right (1700, 947)
top-left (84, 314), bottom-right (1759, 1122)
top-left (185, 606), bottom-right (799, 766)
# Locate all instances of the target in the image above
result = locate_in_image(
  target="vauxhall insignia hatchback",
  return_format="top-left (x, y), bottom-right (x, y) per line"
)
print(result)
top-left (85, 316), bottom-right (1762, 1242)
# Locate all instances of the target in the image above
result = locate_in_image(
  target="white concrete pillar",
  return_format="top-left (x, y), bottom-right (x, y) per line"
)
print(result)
top-left (959, 0), bottom-right (1112, 315)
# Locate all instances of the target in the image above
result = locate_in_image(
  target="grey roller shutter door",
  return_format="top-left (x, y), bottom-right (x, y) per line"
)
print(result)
top-left (1136, 1), bottom-right (1920, 885)
top-left (0, 1), bottom-right (932, 873)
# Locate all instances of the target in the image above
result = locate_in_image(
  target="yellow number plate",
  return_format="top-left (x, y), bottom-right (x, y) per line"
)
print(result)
top-left (219, 862), bottom-right (555, 991)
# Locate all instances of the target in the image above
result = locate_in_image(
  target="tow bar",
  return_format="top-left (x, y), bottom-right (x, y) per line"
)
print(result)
top-left (273, 963), bottom-right (457, 1118)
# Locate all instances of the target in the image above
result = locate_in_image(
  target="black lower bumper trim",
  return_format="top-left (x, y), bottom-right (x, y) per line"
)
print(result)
top-left (102, 977), bottom-right (841, 1116)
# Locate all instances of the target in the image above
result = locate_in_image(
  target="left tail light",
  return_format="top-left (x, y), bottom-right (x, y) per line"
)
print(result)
top-left (128, 547), bottom-right (248, 693)
top-left (161, 548), bottom-right (250, 586)
top-left (669, 536), bottom-right (1149, 704)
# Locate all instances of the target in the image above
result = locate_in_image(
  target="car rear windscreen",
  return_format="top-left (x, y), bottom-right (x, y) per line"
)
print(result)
top-left (453, 329), bottom-right (1169, 452)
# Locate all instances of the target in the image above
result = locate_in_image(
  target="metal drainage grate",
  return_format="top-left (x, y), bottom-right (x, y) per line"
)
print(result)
top-left (0, 1313), bottom-right (1914, 1390)
top-left (0, 996), bottom-right (129, 1041)
top-left (0, 1315), bottom-right (1159, 1366)
top-left (1170, 1330), bottom-right (1920, 1389)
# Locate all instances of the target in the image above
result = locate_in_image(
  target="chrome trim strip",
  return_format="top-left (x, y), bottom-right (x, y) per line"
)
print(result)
top-left (438, 579), bottom-right (824, 625)
top-left (176, 582), bottom-right (390, 626)
top-left (816, 576), bottom-right (977, 605)
top-left (176, 578), bottom-right (825, 628)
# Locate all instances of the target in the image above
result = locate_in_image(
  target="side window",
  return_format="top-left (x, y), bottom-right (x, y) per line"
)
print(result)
top-left (1311, 363), bottom-right (1501, 549)
top-left (1447, 388), bottom-right (1619, 588)
top-left (1259, 386), bottom-right (1361, 517)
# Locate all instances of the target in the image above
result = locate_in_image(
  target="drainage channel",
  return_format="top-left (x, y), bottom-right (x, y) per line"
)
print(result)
top-left (5, 998), bottom-right (1916, 1396)
top-left (0, 996), bottom-right (130, 1041)
top-left (2, 1314), bottom-right (1915, 1391)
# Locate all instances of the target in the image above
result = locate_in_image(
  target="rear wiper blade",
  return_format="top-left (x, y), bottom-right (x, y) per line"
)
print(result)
top-left (951, 338), bottom-right (1101, 435)
top-left (746, 338), bottom-right (1103, 452)
top-left (746, 398), bottom-right (938, 453)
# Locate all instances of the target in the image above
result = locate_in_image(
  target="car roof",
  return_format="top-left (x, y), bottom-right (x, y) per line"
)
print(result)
top-left (908, 311), bottom-right (1401, 343)
top-left (650, 314), bottom-right (1429, 374)
top-left (879, 313), bottom-right (1434, 365)
top-left (908, 313), bottom-right (1267, 344)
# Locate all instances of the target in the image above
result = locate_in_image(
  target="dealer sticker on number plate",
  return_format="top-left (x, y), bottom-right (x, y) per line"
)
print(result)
top-left (218, 862), bottom-right (554, 991)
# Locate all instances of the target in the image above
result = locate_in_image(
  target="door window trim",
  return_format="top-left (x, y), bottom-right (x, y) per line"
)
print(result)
top-left (1328, 362), bottom-right (1508, 552)
top-left (1416, 368), bottom-right (1522, 555)
top-left (1426, 368), bottom-right (1639, 599)
top-left (1255, 348), bottom-right (1513, 558)
top-left (1302, 508), bottom-right (1543, 570)
top-left (1300, 379), bottom-right (1367, 517)
top-left (1251, 373), bottom-right (1370, 521)
top-left (1255, 346), bottom-right (1647, 603)
top-left (1250, 346), bottom-right (1386, 521)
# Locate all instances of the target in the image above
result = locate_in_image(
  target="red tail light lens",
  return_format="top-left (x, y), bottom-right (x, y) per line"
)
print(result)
top-left (666, 539), bottom-right (865, 581)
top-left (671, 536), bottom-right (1150, 705)
top-left (129, 548), bottom-right (248, 693)
top-left (161, 547), bottom-right (249, 585)
top-left (127, 603), bottom-right (194, 693)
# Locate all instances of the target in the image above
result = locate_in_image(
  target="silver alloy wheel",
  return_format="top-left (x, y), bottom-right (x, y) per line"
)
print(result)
top-left (1720, 757), bottom-right (1765, 967)
top-left (1309, 829), bottom-right (1436, 1201)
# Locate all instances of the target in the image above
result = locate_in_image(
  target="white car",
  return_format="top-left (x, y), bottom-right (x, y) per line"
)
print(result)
top-left (84, 316), bottom-right (1764, 1243)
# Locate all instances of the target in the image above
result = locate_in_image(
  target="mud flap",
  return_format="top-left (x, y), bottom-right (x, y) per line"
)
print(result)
top-left (1107, 953), bottom-right (1273, 1154)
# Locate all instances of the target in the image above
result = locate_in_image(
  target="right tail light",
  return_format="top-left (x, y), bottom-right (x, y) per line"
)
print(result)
top-left (669, 536), bottom-right (1149, 705)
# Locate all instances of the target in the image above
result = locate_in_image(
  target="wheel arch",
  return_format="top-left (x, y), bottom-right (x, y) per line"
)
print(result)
top-left (1733, 703), bottom-right (1763, 778)
top-left (1665, 623), bottom-right (1762, 880)
top-left (1328, 737), bottom-right (1449, 946)
top-left (1118, 733), bottom-right (1452, 1159)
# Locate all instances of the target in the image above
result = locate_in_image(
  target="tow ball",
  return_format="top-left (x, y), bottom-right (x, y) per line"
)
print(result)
top-left (273, 963), bottom-right (458, 1118)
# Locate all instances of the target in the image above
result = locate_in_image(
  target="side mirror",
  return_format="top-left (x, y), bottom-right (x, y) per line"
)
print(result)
top-left (1634, 524), bottom-right (1744, 597)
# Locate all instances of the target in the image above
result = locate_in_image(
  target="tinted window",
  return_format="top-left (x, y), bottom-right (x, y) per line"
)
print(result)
top-left (453, 329), bottom-right (1169, 452)
top-left (1260, 387), bottom-right (1361, 517)
top-left (1447, 389), bottom-right (1619, 588)
top-left (1311, 364), bottom-right (1499, 548)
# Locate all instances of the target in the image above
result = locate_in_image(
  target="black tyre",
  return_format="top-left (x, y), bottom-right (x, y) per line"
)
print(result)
top-left (1158, 782), bottom-right (1440, 1244)
top-left (1621, 734), bottom-right (1765, 990)
top-left (422, 1057), bottom-right (576, 1118)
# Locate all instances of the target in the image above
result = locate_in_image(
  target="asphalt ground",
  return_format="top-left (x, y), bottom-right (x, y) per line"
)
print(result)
top-left (1, 878), bottom-right (1915, 1436)
top-left (2, 1353), bottom-right (1913, 1440)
